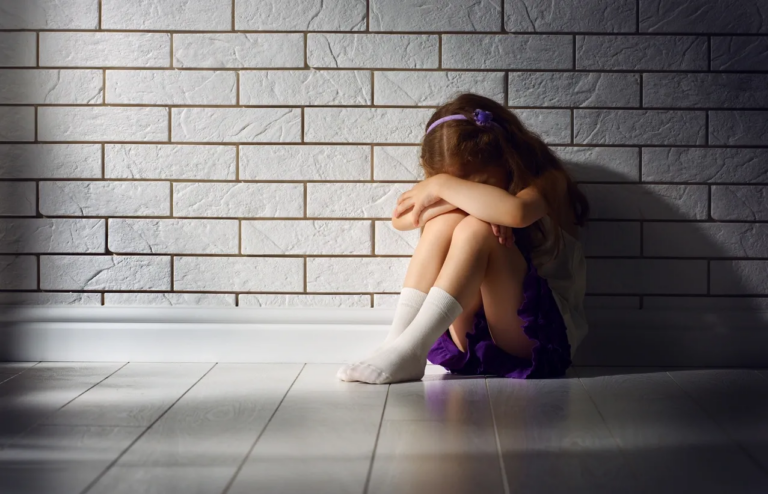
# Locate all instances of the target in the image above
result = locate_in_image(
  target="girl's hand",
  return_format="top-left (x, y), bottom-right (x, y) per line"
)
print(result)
top-left (393, 175), bottom-right (446, 227)
top-left (491, 223), bottom-right (516, 248)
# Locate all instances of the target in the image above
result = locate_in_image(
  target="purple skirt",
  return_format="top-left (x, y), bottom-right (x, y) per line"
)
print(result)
top-left (426, 251), bottom-right (572, 379)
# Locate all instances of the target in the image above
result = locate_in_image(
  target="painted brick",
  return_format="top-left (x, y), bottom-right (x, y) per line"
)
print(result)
top-left (307, 257), bottom-right (410, 292)
top-left (644, 296), bottom-right (768, 310)
top-left (581, 222), bottom-right (640, 257)
top-left (581, 184), bottom-right (709, 220)
top-left (586, 259), bottom-right (707, 294)
top-left (308, 34), bottom-right (438, 69)
top-left (576, 36), bottom-right (707, 71)
top-left (174, 257), bottom-right (304, 292)
top-left (173, 183), bottom-right (304, 218)
top-left (711, 261), bottom-right (768, 295)
top-left (0, 144), bottom-right (102, 179)
top-left (106, 145), bottom-right (236, 180)
top-left (39, 107), bottom-right (169, 142)
top-left (375, 221), bottom-right (420, 255)
top-left (644, 74), bottom-right (768, 109)
top-left (305, 108), bottom-right (433, 143)
top-left (442, 35), bottom-right (572, 69)
top-left (0, 256), bottom-right (36, 289)
top-left (2, 1), bottom-right (764, 311)
top-left (41, 255), bottom-right (171, 291)
top-left (240, 145), bottom-right (370, 181)
top-left (711, 186), bottom-right (768, 221)
top-left (240, 294), bottom-right (370, 308)
top-left (508, 72), bottom-right (639, 107)
top-left (373, 146), bottom-right (424, 181)
top-left (105, 293), bottom-right (236, 307)
top-left (0, 292), bottom-right (101, 306)
top-left (514, 109), bottom-right (571, 144)
top-left (102, 0), bottom-right (232, 31)
top-left (109, 219), bottom-right (238, 254)
top-left (374, 71), bottom-right (504, 106)
top-left (240, 70), bottom-right (371, 106)
top-left (506, 0), bottom-right (635, 32)
top-left (574, 110), bottom-right (706, 145)
top-left (709, 111), bottom-right (768, 146)
top-left (644, 223), bottom-right (768, 258)
top-left (40, 181), bottom-right (170, 217)
top-left (242, 220), bottom-right (371, 255)
top-left (0, 218), bottom-right (105, 253)
top-left (712, 37), bottom-right (768, 71)
top-left (40, 33), bottom-right (170, 68)
top-left (106, 70), bottom-right (237, 105)
top-left (0, 33), bottom-right (37, 67)
top-left (553, 146), bottom-right (640, 182)
top-left (373, 294), bottom-right (399, 308)
top-left (236, 0), bottom-right (367, 31)
top-left (370, 0), bottom-right (500, 31)
top-left (0, 182), bottom-right (36, 216)
top-left (0, 107), bottom-right (34, 142)
top-left (172, 108), bottom-right (301, 143)
top-left (174, 34), bottom-right (304, 68)
top-left (640, 0), bottom-right (768, 33)
top-left (0, 0), bottom-right (98, 29)
top-left (307, 183), bottom-right (415, 218)
top-left (0, 70), bottom-right (102, 105)
top-left (642, 148), bottom-right (768, 183)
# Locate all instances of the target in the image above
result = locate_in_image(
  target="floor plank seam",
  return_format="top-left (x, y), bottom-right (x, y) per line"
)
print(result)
top-left (0, 361), bottom-right (40, 386)
top-left (0, 361), bottom-right (129, 451)
top-left (485, 378), bottom-right (511, 494)
top-left (572, 368), bottom-right (647, 486)
top-left (362, 383), bottom-right (390, 494)
top-left (757, 369), bottom-right (768, 382)
top-left (78, 362), bottom-right (219, 494)
top-left (221, 363), bottom-right (307, 494)
top-left (666, 370), bottom-right (768, 478)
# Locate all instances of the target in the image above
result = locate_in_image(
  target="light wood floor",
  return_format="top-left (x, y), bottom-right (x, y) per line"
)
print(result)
top-left (1, 363), bottom-right (767, 494)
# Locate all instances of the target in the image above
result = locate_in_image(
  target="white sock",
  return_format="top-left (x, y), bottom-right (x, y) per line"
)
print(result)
top-left (382, 287), bottom-right (428, 346)
top-left (337, 286), bottom-right (463, 384)
top-left (336, 287), bottom-right (427, 379)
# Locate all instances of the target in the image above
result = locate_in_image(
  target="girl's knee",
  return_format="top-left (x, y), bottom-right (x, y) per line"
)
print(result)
top-left (451, 215), bottom-right (495, 243)
top-left (421, 209), bottom-right (468, 236)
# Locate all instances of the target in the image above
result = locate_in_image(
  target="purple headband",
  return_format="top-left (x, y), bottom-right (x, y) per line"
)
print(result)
top-left (425, 108), bottom-right (501, 135)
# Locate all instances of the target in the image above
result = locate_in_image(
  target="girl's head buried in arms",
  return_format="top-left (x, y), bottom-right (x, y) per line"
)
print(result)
top-left (419, 93), bottom-right (590, 258)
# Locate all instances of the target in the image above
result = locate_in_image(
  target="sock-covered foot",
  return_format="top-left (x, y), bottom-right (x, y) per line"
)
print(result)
top-left (337, 286), bottom-right (463, 384)
top-left (336, 287), bottom-right (427, 380)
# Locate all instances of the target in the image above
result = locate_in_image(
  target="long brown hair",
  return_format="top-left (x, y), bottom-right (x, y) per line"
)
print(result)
top-left (420, 93), bottom-right (590, 260)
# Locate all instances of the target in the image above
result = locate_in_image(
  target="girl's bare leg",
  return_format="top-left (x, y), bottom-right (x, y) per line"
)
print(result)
top-left (400, 210), bottom-right (483, 352)
top-left (401, 209), bottom-right (469, 293)
top-left (435, 215), bottom-right (534, 360)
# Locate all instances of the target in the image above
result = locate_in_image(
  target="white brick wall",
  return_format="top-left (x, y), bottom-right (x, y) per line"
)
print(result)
top-left (1, 0), bottom-right (766, 309)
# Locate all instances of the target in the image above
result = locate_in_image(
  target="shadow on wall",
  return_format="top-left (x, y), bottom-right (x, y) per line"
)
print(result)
top-left (559, 153), bottom-right (768, 367)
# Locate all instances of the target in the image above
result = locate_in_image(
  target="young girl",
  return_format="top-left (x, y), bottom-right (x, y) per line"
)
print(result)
top-left (337, 93), bottom-right (590, 385)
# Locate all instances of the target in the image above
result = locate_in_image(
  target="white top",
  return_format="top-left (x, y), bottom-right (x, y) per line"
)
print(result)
top-left (529, 215), bottom-right (589, 359)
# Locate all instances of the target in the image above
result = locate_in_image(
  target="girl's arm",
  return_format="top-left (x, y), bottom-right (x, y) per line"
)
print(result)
top-left (436, 174), bottom-right (548, 228)
top-left (392, 198), bottom-right (458, 231)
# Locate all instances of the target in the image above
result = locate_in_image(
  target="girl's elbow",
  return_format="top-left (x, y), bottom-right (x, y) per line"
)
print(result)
top-left (506, 211), bottom-right (527, 229)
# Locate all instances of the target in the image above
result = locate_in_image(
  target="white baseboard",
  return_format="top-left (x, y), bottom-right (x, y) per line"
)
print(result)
top-left (1, 307), bottom-right (767, 366)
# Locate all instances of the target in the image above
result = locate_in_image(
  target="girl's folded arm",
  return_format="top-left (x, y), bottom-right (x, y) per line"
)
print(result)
top-left (437, 174), bottom-right (548, 228)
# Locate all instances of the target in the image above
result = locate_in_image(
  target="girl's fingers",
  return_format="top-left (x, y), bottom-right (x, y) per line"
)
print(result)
top-left (491, 223), bottom-right (499, 236)
top-left (396, 192), bottom-right (408, 206)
